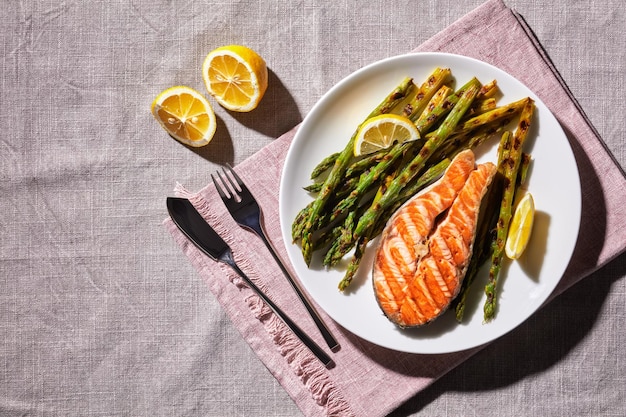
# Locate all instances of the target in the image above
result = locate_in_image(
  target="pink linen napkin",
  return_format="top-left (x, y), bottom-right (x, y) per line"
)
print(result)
top-left (164, 0), bottom-right (626, 416)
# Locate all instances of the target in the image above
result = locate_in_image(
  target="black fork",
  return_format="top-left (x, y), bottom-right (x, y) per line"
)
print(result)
top-left (212, 164), bottom-right (340, 352)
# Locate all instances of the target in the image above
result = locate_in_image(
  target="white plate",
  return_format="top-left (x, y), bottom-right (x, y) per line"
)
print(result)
top-left (279, 52), bottom-right (581, 354)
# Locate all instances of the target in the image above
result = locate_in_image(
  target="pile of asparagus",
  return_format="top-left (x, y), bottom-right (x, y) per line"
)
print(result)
top-left (291, 68), bottom-right (535, 322)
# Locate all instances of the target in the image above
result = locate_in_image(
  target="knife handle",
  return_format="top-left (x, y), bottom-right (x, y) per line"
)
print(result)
top-left (219, 250), bottom-right (334, 368)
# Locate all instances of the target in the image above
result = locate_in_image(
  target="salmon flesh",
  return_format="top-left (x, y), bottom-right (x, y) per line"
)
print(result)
top-left (372, 149), bottom-right (497, 328)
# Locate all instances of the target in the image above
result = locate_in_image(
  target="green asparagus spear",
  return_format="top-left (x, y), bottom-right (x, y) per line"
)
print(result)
top-left (338, 236), bottom-right (369, 291)
top-left (466, 97), bottom-right (497, 117)
top-left (294, 170), bottom-right (365, 241)
top-left (483, 99), bottom-right (535, 322)
top-left (323, 211), bottom-right (356, 266)
top-left (431, 112), bottom-right (511, 162)
top-left (393, 158), bottom-right (451, 206)
top-left (423, 96), bottom-right (529, 143)
top-left (414, 85), bottom-right (453, 124)
top-left (345, 149), bottom-right (389, 178)
top-left (404, 67), bottom-right (453, 120)
top-left (303, 182), bottom-right (323, 193)
top-left (518, 153), bottom-right (532, 186)
top-left (310, 152), bottom-right (339, 179)
top-left (329, 141), bottom-right (412, 222)
top-left (412, 78), bottom-right (482, 132)
top-left (477, 79), bottom-right (499, 99)
top-left (299, 77), bottom-right (416, 265)
top-left (292, 202), bottom-right (312, 242)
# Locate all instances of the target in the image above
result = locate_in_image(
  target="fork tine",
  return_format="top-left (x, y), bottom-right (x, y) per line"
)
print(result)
top-left (220, 166), bottom-right (241, 196)
top-left (211, 173), bottom-right (231, 200)
top-left (224, 163), bottom-right (249, 192)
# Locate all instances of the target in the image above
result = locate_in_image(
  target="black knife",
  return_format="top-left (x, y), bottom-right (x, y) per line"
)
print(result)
top-left (166, 197), bottom-right (334, 368)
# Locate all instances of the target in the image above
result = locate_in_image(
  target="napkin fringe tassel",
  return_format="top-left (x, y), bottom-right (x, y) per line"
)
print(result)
top-left (246, 295), bottom-right (355, 417)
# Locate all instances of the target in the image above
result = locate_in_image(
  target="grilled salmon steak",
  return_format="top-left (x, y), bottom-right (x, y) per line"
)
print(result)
top-left (372, 149), bottom-right (497, 328)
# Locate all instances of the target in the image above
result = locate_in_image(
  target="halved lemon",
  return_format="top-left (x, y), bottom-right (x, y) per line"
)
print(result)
top-left (353, 114), bottom-right (420, 156)
top-left (202, 45), bottom-right (268, 112)
top-left (151, 86), bottom-right (217, 147)
top-left (505, 192), bottom-right (535, 260)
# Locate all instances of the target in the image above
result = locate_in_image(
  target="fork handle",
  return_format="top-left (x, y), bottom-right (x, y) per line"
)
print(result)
top-left (253, 229), bottom-right (340, 352)
top-left (219, 250), bottom-right (334, 368)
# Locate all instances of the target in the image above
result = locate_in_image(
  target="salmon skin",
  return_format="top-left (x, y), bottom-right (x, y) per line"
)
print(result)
top-left (372, 149), bottom-right (497, 328)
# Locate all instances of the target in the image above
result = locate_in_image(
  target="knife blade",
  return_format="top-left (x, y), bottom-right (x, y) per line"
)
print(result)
top-left (166, 197), bottom-right (334, 367)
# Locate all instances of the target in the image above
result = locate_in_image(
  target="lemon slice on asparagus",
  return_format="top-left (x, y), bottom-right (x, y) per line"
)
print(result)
top-left (353, 114), bottom-right (420, 156)
top-left (151, 86), bottom-right (217, 147)
top-left (505, 192), bottom-right (535, 259)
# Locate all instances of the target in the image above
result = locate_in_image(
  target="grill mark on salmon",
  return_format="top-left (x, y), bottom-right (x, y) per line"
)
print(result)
top-left (373, 149), bottom-right (496, 328)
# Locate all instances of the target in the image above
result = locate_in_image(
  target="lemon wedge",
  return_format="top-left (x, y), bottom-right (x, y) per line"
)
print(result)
top-left (202, 45), bottom-right (268, 112)
top-left (353, 114), bottom-right (420, 156)
top-left (505, 192), bottom-right (535, 259)
top-left (151, 86), bottom-right (217, 147)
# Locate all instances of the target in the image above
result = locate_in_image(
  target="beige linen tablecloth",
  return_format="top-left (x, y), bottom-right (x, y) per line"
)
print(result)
top-left (2, 1), bottom-right (625, 416)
